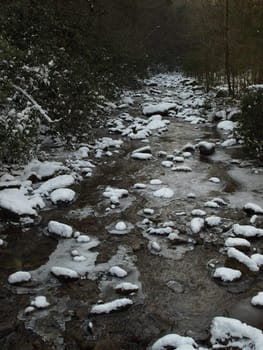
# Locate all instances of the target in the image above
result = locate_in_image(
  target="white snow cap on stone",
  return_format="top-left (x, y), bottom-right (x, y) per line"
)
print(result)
top-left (35, 174), bottom-right (75, 195)
top-left (209, 177), bottom-right (221, 183)
top-left (191, 209), bottom-right (206, 217)
top-left (227, 248), bottom-right (259, 272)
top-left (0, 188), bottom-right (41, 216)
top-left (233, 224), bottom-right (263, 238)
top-left (210, 316), bottom-right (263, 349)
top-left (244, 202), bottom-right (263, 214)
top-left (90, 298), bottom-right (133, 314)
top-left (31, 296), bottom-right (50, 309)
top-left (50, 188), bottom-right (76, 204)
top-left (225, 237), bottom-right (251, 248)
top-left (115, 221), bottom-right (127, 231)
top-left (150, 179), bottom-right (162, 185)
top-left (205, 216), bottom-right (222, 227)
top-left (151, 333), bottom-right (196, 350)
top-left (153, 187), bottom-right (174, 199)
top-left (76, 235), bottom-right (90, 243)
top-left (115, 282), bottom-right (139, 293)
top-left (8, 271), bottom-right (31, 284)
top-left (213, 267), bottom-right (242, 282)
top-left (251, 292), bottom-right (263, 307)
top-left (190, 217), bottom-right (205, 234)
top-left (109, 266), bottom-right (127, 278)
top-left (48, 220), bottom-right (73, 238)
top-left (51, 266), bottom-right (79, 279)
top-left (251, 254), bottom-right (263, 267)
top-left (143, 102), bottom-right (177, 116)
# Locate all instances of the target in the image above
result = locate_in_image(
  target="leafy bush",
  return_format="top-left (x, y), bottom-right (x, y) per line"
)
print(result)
top-left (238, 88), bottom-right (263, 160)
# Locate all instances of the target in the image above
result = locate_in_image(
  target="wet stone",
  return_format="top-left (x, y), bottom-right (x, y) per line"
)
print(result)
top-left (166, 280), bottom-right (185, 294)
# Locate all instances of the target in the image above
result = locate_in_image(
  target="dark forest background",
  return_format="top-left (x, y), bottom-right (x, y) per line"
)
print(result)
top-left (0, 0), bottom-right (262, 161)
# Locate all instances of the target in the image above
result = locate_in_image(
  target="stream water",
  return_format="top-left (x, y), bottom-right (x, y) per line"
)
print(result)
top-left (0, 73), bottom-right (263, 350)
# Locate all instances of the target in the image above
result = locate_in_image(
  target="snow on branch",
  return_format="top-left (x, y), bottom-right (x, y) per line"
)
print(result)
top-left (12, 84), bottom-right (60, 123)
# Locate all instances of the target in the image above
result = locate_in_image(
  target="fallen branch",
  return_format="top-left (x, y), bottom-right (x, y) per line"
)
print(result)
top-left (12, 84), bottom-right (61, 123)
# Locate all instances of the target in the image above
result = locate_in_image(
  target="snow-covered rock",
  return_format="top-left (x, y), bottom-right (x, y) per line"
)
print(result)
top-left (210, 316), bottom-right (263, 350)
top-left (131, 152), bottom-right (152, 160)
top-left (48, 220), bottom-right (73, 238)
top-left (35, 175), bottom-right (75, 195)
top-left (22, 159), bottom-right (67, 181)
top-left (150, 179), bottom-right (162, 185)
top-left (191, 209), bottom-right (206, 217)
top-left (103, 187), bottom-right (128, 204)
top-left (213, 267), bottom-right (242, 282)
top-left (133, 183), bottom-right (147, 189)
top-left (190, 217), bottom-right (205, 234)
top-left (115, 282), bottom-right (139, 294)
top-left (205, 216), bottom-right (221, 227)
top-left (76, 235), bottom-right (90, 243)
top-left (8, 271), bottom-right (31, 284)
top-left (143, 102), bottom-right (177, 116)
top-left (90, 298), bottom-right (133, 314)
top-left (209, 177), bottom-right (221, 183)
top-left (251, 292), bottom-right (263, 307)
top-left (243, 202), bottom-right (263, 215)
top-left (233, 224), bottom-right (263, 238)
top-left (172, 166), bottom-right (192, 172)
top-left (109, 266), bottom-right (127, 278)
top-left (51, 266), bottom-right (79, 280)
top-left (204, 201), bottom-right (220, 208)
top-left (225, 237), bottom-right (251, 249)
top-left (50, 188), bottom-right (76, 204)
top-left (217, 120), bottom-right (237, 131)
top-left (153, 187), bottom-right (174, 199)
top-left (115, 221), bottom-right (127, 231)
top-left (31, 296), bottom-right (50, 309)
top-left (161, 160), bottom-right (174, 168)
top-left (0, 188), bottom-right (44, 216)
top-left (251, 254), bottom-right (263, 268)
top-left (227, 248), bottom-right (259, 272)
top-left (151, 334), bottom-right (196, 350)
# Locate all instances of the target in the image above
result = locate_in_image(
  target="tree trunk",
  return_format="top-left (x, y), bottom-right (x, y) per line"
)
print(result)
top-left (224, 0), bottom-right (233, 95)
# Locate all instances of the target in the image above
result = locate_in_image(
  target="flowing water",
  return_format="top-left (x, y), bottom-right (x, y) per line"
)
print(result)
top-left (0, 73), bottom-right (263, 350)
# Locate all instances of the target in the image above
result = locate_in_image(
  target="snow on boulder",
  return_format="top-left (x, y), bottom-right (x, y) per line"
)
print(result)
top-left (217, 120), bottom-right (237, 131)
top-left (115, 221), bottom-right (127, 231)
top-left (90, 298), bottom-right (133, 314)
top-left (209, 177), bottom-right (221, 184)
top-left (131, 152), bottom-right (152, 160)
top-left (251, 254), bottom-right (263, 268)
top-left (210, 316), bottom-right (263, 350)
top-left (191, 209), bottom-right (206, 217)
top-left (213, 267), bottom-right (242, 282)
top-left (198, 141), bottom-right (215, 156)
top-left (146, 115), bottom-right (169, 130)
top-left (233, 224), bottom-right (263, 238)
top-left (204, 201), bottom-right (220, 208)
top-left (221, 138), bottom-right (237, 148)
top-left (76, 235), bottom-right (90, 243)
top-left (150, 179), bottom-right (162, 185)
top-left (225, 237), bottom-right (251, 249)
top-left (243, 202), bottom-right (263, 215)
top-left (0, 188), bottom-right (39, 216)
top-left (172, 166), bottom-right (192, 172)
top-left (251, 292), bottom-right (263, 307)
top-left (161, 160), bottom-right (174, 168)
top-left (103, 187), bottom-right (128, 204)
top-left (227, 248), bottom-right (259, 272)
top-left (22, 159), bottom-right (67, 181)
top-left (153, 187), bottom-right (174, 199)
top-left (205, 216), bottom-right (222, 227)
top-left (115, 282), bottom-right (139, 294)
top-left (8, 271), bottom-right (32, 284)
top-left (50, 188), bottom-right (76, 204)
top-left (31, 296), bottom-right (50, 309)
top-left (35, 175), bottom-right (75, 195)
top-left (51, 266), bottom-right (79, 280)
top-left (190, 217), bottom-right (205, 234)
top-left (48, 220), bottom-right (73, 238)
top-left (143, 102), bottom-right (177, 116)
top-left (151, 333), bottom-right (197, 350)
top-left (109, 266), bottom-right (127, 278)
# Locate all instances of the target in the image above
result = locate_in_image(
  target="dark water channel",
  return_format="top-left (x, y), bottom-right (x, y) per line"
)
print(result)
top-left (0, 74), bottom-right (263, 350)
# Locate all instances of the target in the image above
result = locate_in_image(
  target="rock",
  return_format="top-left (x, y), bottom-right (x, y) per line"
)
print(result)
top-left (166, 280), bottom-right (185, 293)
top-left (198, 141), bottom-right (215, 156)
